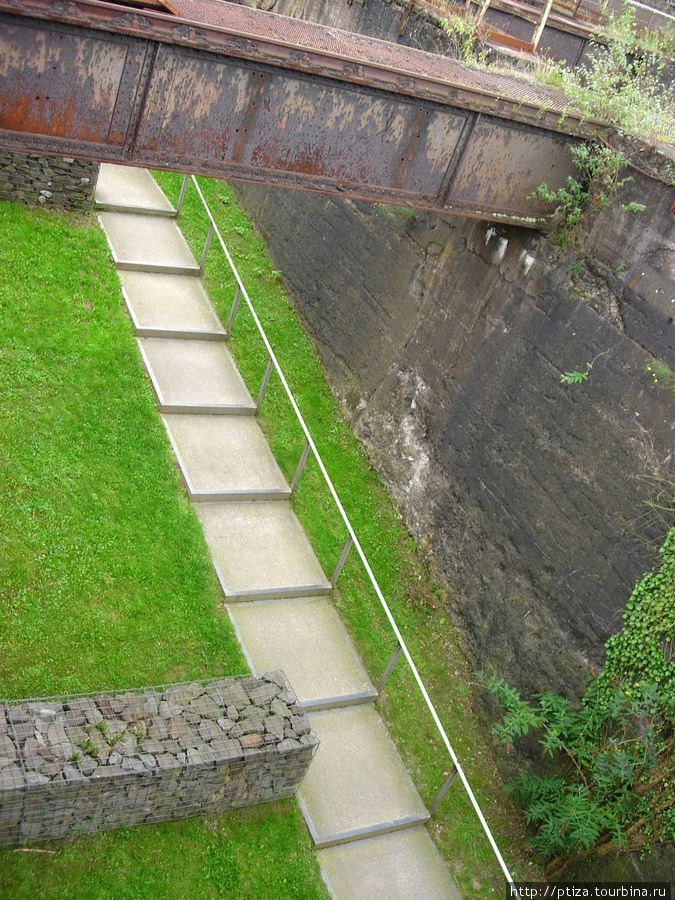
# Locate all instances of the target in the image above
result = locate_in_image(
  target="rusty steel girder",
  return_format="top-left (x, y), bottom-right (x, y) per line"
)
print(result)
top-left (0, 0), bottom-right (601, 226)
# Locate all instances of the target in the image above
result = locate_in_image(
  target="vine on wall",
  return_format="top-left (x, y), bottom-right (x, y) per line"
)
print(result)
top-left (482, 526), bottom-right (675, 876)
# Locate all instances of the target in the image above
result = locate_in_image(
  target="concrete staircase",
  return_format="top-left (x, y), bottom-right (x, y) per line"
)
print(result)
top-left (95, 163), bottom-right (462, 900)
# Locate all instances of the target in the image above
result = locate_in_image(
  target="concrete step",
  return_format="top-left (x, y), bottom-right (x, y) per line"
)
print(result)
top-left (162, 413), bottom-right (290, 500)
top-left (298, 706), bottom-right (429, 849)
top-left (228, 597), bottom-right (376, 710)
top-left (195, 501), bottom-right (331, 601)
top-left (96, 167), bottom-right (462, 899)
top-left (138, 338), bottom-right (256, 414)
top-left (95, 163), bottom-right (176, 215)
top-left (119, 271), bottom-right (225, 339)
top-left (318, 827), bottom-right (462, 900)
top-left (99, 211), bottom-right (199, 274)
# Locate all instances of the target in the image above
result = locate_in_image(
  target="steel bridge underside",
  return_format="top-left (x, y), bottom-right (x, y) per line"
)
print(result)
top-left (0, 0), bottom-right (597, 227)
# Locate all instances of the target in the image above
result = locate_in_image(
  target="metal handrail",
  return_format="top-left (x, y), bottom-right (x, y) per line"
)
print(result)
top-left (181, 174), bottom-right (516, 889)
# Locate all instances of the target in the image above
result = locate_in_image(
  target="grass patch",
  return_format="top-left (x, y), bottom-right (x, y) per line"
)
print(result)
top-left (0, 802), bottom-right (326, 900)
top-left (0, 201), bottom-right (244, 695)
top-left (0, 200), bottom-right (327, 899)
top-left (155, 172), bottom-right (540, 896)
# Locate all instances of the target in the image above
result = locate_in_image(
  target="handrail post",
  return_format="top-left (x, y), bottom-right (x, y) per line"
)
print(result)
top-left (531, 0), bottom-right (554, 50)
top-left (429, 765), bottom-right (458, 817)
top-left (377, 642), bottom-right (402, 695)
top-left (225, 286), bottom-right (241, 339)
top-left (175, 174), bottom-right (189, 216)
top-left (256, 356), bottom-right (274, 413)
top-left (291, 439), bottom-right (311, 494)
top-left (199, 222), bottom-right (215, 274)
top-left (330, 536), bottom-right (353, 587)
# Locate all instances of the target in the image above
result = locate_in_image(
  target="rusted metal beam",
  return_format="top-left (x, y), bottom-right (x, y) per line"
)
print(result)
top-left (0, 0), bottom-right (603, 227)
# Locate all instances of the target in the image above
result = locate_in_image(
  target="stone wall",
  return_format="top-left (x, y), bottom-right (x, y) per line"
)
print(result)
top-left (227, 0), bottom-right (675, 706)
top-left (0, 151), bottom-right (98, 212)
top-left (0, 673), bottom-right (317, 845)
top-left (231, 166), bottom-right (675, 703)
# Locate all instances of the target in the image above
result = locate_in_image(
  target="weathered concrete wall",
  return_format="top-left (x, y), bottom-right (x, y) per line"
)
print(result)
top-left (0, 151), bottom-right (98, 211)
top-left (0, 674), bottom-right (316, 845)
top-left (231, 0), bottom-right (675, 703)
top-left (232, 171), bottom-right (675, 703)
top-left (241, 0), bottom-right (454, 55)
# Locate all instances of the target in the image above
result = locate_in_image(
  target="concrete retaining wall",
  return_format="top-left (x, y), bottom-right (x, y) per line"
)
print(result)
top-left (0, 151), bottom-right (98, 212)
top-left (0, 673), bottom-right (317, 844)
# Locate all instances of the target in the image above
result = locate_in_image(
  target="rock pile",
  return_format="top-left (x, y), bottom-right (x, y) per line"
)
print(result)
top-left (0, 151), bottom-right (98, 211)
top-left (0, 673), bottom-right (317, 844)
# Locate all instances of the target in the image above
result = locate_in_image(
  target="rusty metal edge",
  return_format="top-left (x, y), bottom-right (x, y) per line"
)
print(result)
top-left (0, 127), bottom-right (552, 229)
top-left (0, 0), bottom-right (606, 138)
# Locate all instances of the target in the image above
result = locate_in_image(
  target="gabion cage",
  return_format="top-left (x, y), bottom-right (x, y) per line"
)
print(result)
top-left (0, 672), bottom-right (317, 845)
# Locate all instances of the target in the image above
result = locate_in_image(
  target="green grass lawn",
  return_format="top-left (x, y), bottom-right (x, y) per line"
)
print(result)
top-left (0, 199), bottom-right (328, 899)
top-left (153, 173), bottom-right (541, 896)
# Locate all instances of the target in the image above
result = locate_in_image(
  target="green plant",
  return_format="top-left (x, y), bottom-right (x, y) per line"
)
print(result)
top-left (646, 360), bottom-right (675, 392)
top-left (566, 254), bottom-right (587, 278)
top-left (561, 369), bottom-right (589, 384)
top-left (482, 525), bottom-right (675, 875)
top-left (439, 14), bottom-right (487, 64)
top-left (395, 205), bottom-right (417, 223)
top-left (532, 142), bottom-right (644, 245)
top-left (555, 4), bottom-right (675, 143)
top-left (594, 527), bottom-right (675, 718)
top-left (78, 738), bottom-right (98, 759)
top-left (107, 727), bottom-right (126, 749)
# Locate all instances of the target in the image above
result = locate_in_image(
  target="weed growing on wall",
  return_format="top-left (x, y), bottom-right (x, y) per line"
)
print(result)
top-left (647, 360), bottom-right (675, 392)
top-left (560, 369), bottom-right (589, 384)
top-left (441, 2), bottom-right (675, 143)
top-left (481, 526), bottom-right (675, 875)
top-left (556, 5), bottom-right (675, 145)
top-left (532, 142), bottom-right (645, 246)
top-left (439, 14), bottom-right (489, 64)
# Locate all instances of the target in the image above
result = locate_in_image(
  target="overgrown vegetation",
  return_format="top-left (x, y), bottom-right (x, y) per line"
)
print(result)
top-left (555, 5), bottom-right (675, 145)
top-left (482, 525), bottom-right (675, 877)
top-left (531, 142), bottom-right (645, 246)
top-left (440, 13), bottom-right (487, 64)
top-left (446, 3), bottom-right (675, 145)
top-left (441, 4), bottom-right (669, 249)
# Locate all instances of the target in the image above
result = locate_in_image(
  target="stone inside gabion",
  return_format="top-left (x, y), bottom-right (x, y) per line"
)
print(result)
top-left (0, 673), bottom-right (317, 844)
top-left (0, 151), bottom-right (99, 211)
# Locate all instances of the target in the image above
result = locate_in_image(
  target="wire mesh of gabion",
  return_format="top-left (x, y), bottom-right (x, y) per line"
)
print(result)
top-left (0, 672), bottom-right (317, 845)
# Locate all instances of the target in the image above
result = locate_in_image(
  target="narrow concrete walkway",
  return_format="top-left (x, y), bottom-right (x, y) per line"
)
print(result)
top-left (95, 164), bottom-right (462, 900)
